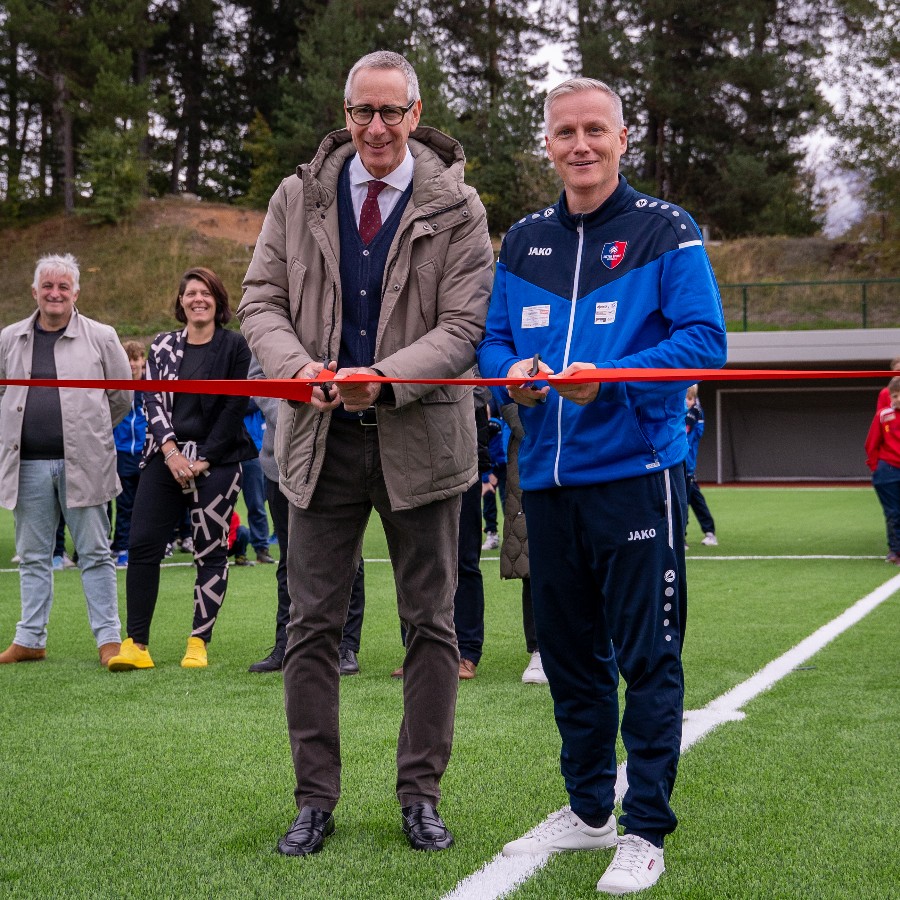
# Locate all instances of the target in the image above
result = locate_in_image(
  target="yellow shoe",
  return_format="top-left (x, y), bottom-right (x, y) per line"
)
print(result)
top-left (107, 637), bottom-right (154, 671)
top-left (181, 636), bottom-right (208, 668)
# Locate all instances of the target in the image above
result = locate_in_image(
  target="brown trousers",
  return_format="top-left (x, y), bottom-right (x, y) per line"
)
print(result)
top-left (284, 418), bottom-right (461, 812)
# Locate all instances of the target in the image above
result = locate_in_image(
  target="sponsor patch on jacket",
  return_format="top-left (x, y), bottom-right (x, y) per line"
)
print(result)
top-left (594, 301), bottom-right (618, 325)
top-left (601, 241), bottom-right (627, 269)
top-left (522, 305), bottom-right (550, 328)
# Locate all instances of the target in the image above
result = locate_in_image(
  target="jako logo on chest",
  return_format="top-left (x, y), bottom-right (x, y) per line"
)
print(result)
top-left (528, 247), bottom-right (552, 256)
top-left (628, 528), bottom-right (656, 541)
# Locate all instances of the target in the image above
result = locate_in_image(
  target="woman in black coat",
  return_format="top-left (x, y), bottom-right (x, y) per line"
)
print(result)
top-left (108, 267), bottom-right (257, 671)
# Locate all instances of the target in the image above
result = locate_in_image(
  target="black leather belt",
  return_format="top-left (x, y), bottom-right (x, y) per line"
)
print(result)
top-left (359, 407), bottom-right (377, 427)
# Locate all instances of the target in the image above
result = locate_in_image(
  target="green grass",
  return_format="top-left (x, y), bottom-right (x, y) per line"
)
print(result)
top-left (0, 487), bottom-right (897, 898)
top-left (0, 199), bottom-right (254, 340)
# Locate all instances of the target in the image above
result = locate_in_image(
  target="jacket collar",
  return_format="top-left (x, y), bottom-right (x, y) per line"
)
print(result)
top-left (298, 126), bottom-right (467, 218)
top-left (556, 175), bottom-right (634, 230)
top-left (14, 306), bottom-right (83, 339)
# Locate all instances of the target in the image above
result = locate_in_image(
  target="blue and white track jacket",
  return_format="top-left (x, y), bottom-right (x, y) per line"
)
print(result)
top-left (477, 177), bottom-right (727, 491)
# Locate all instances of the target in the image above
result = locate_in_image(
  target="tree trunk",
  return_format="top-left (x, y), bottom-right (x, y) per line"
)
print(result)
top-left (51, 71), bottom-right (75, 213)
top-left (169, 124), bottom-right (185, 193)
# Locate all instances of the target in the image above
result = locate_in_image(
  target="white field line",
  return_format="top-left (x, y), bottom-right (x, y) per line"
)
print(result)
top-left (0, 561), bottom-right (195, 575)
top-left (263, 555), bottom-right (882, 566)
top-left (0, 556), bottom-right (882, 575)
top-left (442, 571), bottom-right (900, 900)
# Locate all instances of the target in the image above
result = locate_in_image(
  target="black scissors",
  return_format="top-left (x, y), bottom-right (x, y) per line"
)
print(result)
top-left (320, 353), bottom-right (333, 402)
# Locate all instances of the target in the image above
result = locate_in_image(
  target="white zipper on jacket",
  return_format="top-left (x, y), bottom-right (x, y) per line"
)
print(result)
top-left (553, 221), bottom-right (585, 487)
top-left (664, 467), bottom-right (674, 548)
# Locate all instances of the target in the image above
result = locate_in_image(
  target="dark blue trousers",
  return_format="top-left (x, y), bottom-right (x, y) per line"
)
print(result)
top-left (872, 460), bottom-right (900, 555)
top-left (685, 473), bottom-right (715, 535)
top-left (111, 452), bottom-right (141, 552)
top-left (454, 480), bottom-right (485, 664)
top-left (524, 467), bottom-right (687, 847)
top-left (241, 456), bottom-right (270, 555)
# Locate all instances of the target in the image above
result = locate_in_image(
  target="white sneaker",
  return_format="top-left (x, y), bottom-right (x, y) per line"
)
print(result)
top-left (597, 834), bottom-right (664, 894)
top-left (481, 531), bottom-right (499, 551)
top-left (701, 532), bottom-right (718, 546)
top-left (502, 808), bottom-right (617, 856)
top-left (522, 650), bottom-right (549, 684)
top-left (11, 554), bottom-right (20, 564)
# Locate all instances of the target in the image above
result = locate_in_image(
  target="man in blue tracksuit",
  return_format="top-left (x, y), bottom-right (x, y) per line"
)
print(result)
top-left (478, 77), bottom-right (726, 894)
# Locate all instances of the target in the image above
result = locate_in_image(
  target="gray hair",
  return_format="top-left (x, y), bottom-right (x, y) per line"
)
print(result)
top-left (345, 51), bottom-right (420, 104)
top-left (33, 253), bottom-right (80, 292)
top-left (544, 77), bottom-right (624, 134)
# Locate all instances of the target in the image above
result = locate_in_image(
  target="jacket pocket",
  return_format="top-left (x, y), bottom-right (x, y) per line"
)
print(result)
top-left (415, 385), bottom-right (476, 491)
top-left (415, 260), bottom-right (438, 330)
top-left (288, 257), bottom-right (308, 328)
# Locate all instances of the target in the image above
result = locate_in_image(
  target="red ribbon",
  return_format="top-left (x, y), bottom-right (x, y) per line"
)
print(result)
top-left (0, 368), bottom-right (894, 404)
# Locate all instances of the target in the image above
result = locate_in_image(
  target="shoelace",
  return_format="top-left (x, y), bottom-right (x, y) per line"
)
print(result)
top-left (609, 835), bottom-right (649, 871)
top-left (531, 808), bottom-right (579, 840)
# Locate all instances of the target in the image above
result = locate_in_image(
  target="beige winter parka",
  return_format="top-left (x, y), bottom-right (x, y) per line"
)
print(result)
top-left (0, 309), bottom-right (132, 509)
top-left (238, 126), bottom-right (494, 511)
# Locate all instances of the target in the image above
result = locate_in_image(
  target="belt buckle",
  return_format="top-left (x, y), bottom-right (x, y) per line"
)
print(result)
top-left (359, 407), bottom-right (377, 427)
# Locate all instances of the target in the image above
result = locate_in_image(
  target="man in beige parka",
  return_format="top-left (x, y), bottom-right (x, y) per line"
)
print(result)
top-left (0, 253), bottom-right (132, 667)
top-left (238, 51), bottom-right (494, 856)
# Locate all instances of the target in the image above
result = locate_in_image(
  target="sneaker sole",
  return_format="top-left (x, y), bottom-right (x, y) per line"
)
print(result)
top-left (107, 660), bottom-right (154, 671)
top-left (502, 824), bottom-right (618, 856)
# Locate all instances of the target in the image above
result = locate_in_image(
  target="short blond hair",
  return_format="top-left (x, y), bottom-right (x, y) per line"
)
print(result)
top-left (544, 77), bottom-right (624, 134)
top-left (686, 384), bottom-right (699, 401)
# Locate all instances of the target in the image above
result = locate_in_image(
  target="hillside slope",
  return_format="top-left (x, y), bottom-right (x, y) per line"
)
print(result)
top-left (1, 198), bottom-right (896, 337)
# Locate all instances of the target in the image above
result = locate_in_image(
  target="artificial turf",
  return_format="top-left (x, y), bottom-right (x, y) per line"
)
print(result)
top-left (0, 487), bottom-right (896, 898)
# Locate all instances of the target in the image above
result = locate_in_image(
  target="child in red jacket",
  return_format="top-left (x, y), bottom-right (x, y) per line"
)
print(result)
top-left (866, 376), bottom-right (900, 564)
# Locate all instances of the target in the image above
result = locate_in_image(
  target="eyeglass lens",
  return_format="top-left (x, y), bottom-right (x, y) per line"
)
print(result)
top-left (349, 105), bottom-right (407, 125)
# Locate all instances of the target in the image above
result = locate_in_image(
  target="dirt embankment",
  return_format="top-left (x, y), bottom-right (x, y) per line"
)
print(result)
top-left (142, 197), bottom-right (266, 247)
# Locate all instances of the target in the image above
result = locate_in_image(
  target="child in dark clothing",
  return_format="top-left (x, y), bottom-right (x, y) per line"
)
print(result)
top-left (111, 340), bottom-right (147, 567)
top-left (685, 385), bottom-right (717, 549)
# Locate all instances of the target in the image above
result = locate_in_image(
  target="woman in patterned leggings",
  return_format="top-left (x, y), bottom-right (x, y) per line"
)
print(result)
top-left (108, 267), bottom-right (258, 671)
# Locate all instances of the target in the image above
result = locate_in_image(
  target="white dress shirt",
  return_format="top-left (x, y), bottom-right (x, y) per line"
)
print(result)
top-left (348, 149), bottom-right (415, 227)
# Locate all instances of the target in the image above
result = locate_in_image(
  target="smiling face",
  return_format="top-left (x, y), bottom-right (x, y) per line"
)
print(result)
top-left (32, 268), bottom-right (79, 331)
top-left (128, 355), bottom-right (145, 380)
top-left (345, 66), bottom-right (421, 179)
top-left (179, 278), bottom-right (216, 330)
top-left (545, 89), bottom-right (628, 214)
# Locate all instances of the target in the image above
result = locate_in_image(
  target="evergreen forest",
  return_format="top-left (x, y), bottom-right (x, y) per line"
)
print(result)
top-left (0, 0), bottom-right (896, 237)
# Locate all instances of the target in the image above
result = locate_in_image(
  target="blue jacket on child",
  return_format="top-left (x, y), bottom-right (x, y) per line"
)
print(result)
top-left (113, 390), bottom-right (146, 456)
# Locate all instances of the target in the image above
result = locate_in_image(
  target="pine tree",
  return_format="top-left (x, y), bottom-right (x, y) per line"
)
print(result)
top-left (828, 0), bottom-right (899, 230)
top-left (1, 0), bottom-right (153, 219)
top-left (573, 0), bottom-right (826, 236)
top-left (419, 0), bottom-right (560, 231)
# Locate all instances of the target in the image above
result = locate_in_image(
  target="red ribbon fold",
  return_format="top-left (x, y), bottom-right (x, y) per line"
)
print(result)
top-left (0, 368), bottom-right (894, 404)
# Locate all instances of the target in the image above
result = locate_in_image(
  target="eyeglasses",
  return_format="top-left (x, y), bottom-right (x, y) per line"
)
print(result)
top-left (346, 100), bottom-right (416, 126)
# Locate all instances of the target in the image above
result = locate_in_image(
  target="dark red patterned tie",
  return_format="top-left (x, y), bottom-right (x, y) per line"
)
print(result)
top-left (358, 180), bottom-right (387, 244)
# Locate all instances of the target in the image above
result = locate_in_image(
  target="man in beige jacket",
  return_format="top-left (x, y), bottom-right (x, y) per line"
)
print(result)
top-left (0, 253), bottom-right (132, 666)
top-left (238, 51), bottom-right (493, 856)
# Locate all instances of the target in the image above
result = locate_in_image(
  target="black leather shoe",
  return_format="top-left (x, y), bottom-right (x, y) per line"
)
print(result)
top-left (401, 801), bottom-right (454, 851)
top-left (339, 647), bottom-right (360, 676)
top-left (248, 645), bottom-right (285, 673)
top-left (277, 806), bottom-right (335, 856)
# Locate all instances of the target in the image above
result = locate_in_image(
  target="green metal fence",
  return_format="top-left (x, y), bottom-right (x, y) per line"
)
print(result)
top-left (719, 278), bottom-right (900, 331)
